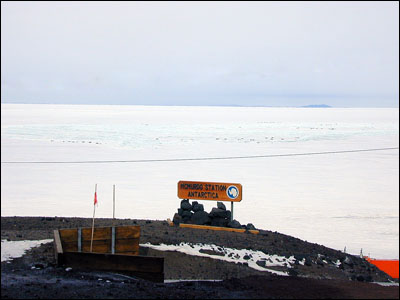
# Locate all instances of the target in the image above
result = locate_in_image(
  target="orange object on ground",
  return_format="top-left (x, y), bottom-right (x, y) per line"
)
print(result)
top-left (366, 258), bottom-right (399, 279)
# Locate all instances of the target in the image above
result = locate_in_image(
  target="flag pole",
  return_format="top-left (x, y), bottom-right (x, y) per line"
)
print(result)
top-left (113, 184), bottom-right (115, 220)
top-left (112, 184), bottom-right (116, 227)
top-left (90, 184), bottom-right (97, 252)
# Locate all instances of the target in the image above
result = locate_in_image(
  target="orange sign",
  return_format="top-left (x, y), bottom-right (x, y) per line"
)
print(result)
top-left (178, 180), bottom-right (242, 202)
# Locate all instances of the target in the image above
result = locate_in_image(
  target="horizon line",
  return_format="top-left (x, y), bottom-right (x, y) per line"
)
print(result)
top-left (1, 102), bottom-right (399, 109)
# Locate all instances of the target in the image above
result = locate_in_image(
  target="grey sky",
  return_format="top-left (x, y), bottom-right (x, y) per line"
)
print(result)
top-left (1, 1), bottom-right (399, 107)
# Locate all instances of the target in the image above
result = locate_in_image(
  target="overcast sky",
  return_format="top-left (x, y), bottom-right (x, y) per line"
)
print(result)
top-left (1, 1), bottom-right (399, 107)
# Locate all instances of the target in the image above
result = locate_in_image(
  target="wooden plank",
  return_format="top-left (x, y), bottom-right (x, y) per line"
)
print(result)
top-left (115, 239), bottom-right (139, 253)
top-left (81, 227), bottom-right (112, 241)
top-left (179, 223), bottom-right (245, 232)
top-left (60, 252), bottom-right (164, 282)
top-left (166, 218), bottom-right (174, 227)
top-left (115, 226), bottom-right (140, 239)
top-left (53, 230), bottom-right (63, 254)
top-left (248, 230), bottom-right (259, 234)
top-left (117, 251), bottom-right (140, 256)
top-left (58, 226), bottom-right (143, 254)
top-left (82, 240), bottom-right (111, 253)
top-left (62, 242), bottom-right (78, 252)
top-left (179, 223), bottom-right (259, 234)
top-left (59, 229), bottom-right (78, 242)
top-left (53, 230), bottom-right (63, 265)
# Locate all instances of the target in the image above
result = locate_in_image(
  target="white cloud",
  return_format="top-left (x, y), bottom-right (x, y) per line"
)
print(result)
top-left (1, 1), bottom-right (398, 106)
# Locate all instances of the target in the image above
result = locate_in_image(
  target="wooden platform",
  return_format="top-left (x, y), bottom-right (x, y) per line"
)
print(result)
top-left (57, 225), bottom-right (141, 255)
top-left (167, 219), bottom-right (259, 234)
top-left (54, 225), bottom-right (164, 282)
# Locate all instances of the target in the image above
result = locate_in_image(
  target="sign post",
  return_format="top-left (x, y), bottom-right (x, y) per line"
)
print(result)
top-left (231, 201), bottom-right (234, 222)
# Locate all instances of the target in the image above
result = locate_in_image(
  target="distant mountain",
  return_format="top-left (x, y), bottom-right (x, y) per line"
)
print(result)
top-left (301, 104), bottom-right (332, 108)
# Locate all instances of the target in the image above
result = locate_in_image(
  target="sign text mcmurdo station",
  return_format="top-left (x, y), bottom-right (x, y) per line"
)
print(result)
top-left (178, 180), bottom-right (242, 202)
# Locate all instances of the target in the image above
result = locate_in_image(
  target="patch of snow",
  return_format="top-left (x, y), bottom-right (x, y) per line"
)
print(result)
top-left (140, 242), bottom-right (295, 276)
top-left (334, 259), bottom-right (341, 268)
top-left (164, 279), bottom-right (223, 283)
top-left (372, 281), bottom-right (399, 286)
top-left (1, 239), bottom-right (53, 262)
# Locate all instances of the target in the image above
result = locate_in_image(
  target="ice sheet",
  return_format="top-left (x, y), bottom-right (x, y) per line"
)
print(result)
top-left (1, 104), bottom-right (399, 259)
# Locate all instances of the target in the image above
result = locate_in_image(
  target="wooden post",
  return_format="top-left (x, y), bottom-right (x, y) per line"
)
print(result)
top-left (230, 201), bottom-right (234, 221)
top-left (78, 228), bottom-right (82, 252)
top-left (111, 226), bottom-right (115, 254)
top-left (90, 184), bottom-right (97, 252)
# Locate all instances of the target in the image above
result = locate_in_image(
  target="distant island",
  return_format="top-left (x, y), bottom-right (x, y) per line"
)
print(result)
top-left (301, 104), bottom-right (332, 108)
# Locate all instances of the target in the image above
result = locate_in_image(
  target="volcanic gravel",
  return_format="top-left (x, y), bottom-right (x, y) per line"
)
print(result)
top-left (1, 216), bottom-right (398, 299)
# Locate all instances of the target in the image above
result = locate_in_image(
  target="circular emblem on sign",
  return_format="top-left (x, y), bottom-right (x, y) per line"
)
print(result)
top-left (227, 185), bottom-right (239, 200)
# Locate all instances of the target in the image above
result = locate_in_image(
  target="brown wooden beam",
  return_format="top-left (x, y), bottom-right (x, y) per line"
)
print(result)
top-left (179, 223), bottom-right (259, 234)
top-left (60, 252), bottom-right (164, 282)
top-left (53, 230), bottom-right (63, 265)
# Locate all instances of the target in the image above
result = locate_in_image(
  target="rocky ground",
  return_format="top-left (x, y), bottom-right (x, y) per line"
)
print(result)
top-left (1, 216), bottom-right (399, 299)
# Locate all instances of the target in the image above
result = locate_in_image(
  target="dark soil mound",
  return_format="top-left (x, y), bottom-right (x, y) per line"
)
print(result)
top-left (1, 216), bottom-right (398, 299)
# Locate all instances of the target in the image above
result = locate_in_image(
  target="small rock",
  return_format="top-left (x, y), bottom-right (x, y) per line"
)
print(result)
top-left (344, 256), bottom-right (354, 267)
top-left (34, 263), bottom-right (45, 269)
top-left (209, 208), bottom-right (230, 218)
top-left (294, 254), bottom-right (305, 261)
top-left (217, 202), bottom-right (226, 210)
top-left (192, 203), bottom-right (204, 212)
top-left (256, 260), bottom-right (266, 267)
top-left (211, 217), bottom-right (229, 227)
top-left (246, 223), bottom-right (256, 230)
top-left (172, 213), bottom-right (182, 225)
top-left (181, 210), bottom-right (192, 218)
top-left (227, 219), bottom-right (241, 229)
top-left (316, 259), bottom-right (324, 266)
top-left (180, 199), bottom-right (192, 210)
top-left (191, 211), bottom-right (211, 225)
top-left (305, 257), bottom-right (312, 266)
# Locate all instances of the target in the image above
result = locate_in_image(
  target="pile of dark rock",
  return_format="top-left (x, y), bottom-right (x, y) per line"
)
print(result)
top-left (172, 199), bottom-right (256, 231)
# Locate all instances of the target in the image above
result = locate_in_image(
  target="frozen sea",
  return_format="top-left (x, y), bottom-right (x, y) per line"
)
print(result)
top-left (1, 104), bottom-right (399, 259)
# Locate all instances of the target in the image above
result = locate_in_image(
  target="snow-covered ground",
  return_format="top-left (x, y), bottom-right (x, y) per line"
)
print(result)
top-left (1, 239), bottom-right (53, 262)
top-left (1, 104), bottom-right (399, 259)
top-left (141, 242), bottom-right (296, 276)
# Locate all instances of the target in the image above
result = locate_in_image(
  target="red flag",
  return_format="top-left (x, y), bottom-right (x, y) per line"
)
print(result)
top-left (94, 191), bottom-right (98, 206)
